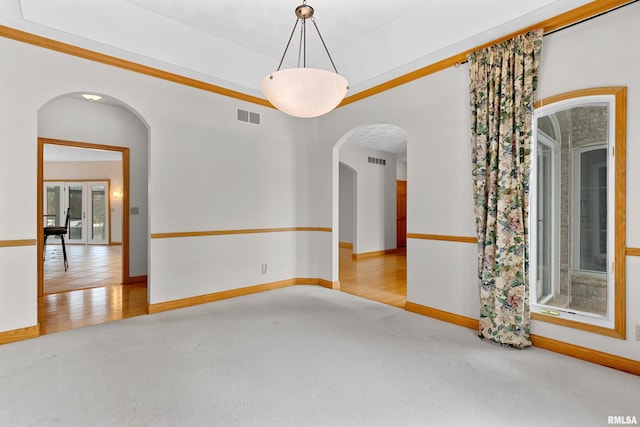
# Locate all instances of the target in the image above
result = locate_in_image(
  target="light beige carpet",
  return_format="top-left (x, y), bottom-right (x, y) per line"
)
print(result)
top-left (1, 285), bottom-right (638, 426)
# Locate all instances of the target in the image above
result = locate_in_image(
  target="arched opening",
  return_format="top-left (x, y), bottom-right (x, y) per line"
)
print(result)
top-left (338, 162), bottom-right (357, 253)
top-left (37, 92), bottom-right (150, 333)
top-left (332, 124), bottom-right (407, 308)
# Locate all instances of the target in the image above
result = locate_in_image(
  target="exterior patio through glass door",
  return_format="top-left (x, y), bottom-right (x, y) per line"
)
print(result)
top-left (44, 181), bottom-right (110, 245)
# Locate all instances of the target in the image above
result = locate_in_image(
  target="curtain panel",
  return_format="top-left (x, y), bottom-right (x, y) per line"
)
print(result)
top-left (468, 30), bottom-right (543, 349)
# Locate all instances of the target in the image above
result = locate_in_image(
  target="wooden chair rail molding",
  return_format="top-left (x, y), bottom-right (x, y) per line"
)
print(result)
top-left (0, 0), bottom-right (635, 108)
top-left (407, 235), bottom-right (640, 257)
top-left (151, 227), bottom-right (331, 239)
top-left (627, 247), bottom-right (640, 256)
top-left (407, 233), bottom-right (478, 244)
top-left (0, 239), bottom-right (37, 247)
top-left (405, 301), bottom-right (640, 376)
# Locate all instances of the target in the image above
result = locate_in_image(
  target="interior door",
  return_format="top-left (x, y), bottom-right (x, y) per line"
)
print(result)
top-left (44, 182), bottom-right (65, 229)
top-left (88, 182), bottom-right (109, 245)
top-left (396, 180), bottom-right (407, 248)
top-left (66, 183), bottom-right (86, 244)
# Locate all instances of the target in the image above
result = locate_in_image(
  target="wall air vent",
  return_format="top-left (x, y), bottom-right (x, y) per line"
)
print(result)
top-left (368, 156), bottom-right (386, 166)
top-left (237, 108), bottom-right (260, 125)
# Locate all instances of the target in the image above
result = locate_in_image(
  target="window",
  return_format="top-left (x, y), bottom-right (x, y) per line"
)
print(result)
top-left (530, 87), bottom-right (626, 338)
top-left (575, 145), bottom-right (608, 274)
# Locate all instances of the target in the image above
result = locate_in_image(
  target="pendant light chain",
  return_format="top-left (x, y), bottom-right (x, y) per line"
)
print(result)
top-left (276, 19), bottom-right (299, 72)
top-left (299, 17), bottom-right (305, 68)
top-left (303, 14), bottom-right (307, 67)
top-left (311, 17), bottom-right (339, 74)
top-left (273, 1), bottom-right (339, 74)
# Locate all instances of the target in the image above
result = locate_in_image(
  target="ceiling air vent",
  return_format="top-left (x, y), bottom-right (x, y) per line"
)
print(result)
top-left (237, 108), bottom-right (260, 125)
top-left (368, 156), bottom-right (386, 166)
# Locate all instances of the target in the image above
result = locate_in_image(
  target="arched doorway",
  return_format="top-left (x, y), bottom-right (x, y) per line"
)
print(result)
top-left (37, 92), bottom-right (149, 333)
top-left (332, 124), bottom-right (408, 307)
top-left (39, 138), bottom-right (129, 294)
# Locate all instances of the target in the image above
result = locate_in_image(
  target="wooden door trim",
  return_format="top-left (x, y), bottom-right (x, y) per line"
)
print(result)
top-left (396, 180), bottom-right (407, 248)
top-left (38, 138), bottom-right (130, 301)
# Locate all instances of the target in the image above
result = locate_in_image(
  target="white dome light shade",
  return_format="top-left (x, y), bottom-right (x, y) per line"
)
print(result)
top-left (261, 68), bottom-right (348, 118)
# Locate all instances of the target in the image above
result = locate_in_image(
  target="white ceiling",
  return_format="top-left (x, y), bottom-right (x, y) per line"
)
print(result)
top-left (3, 0), bottom-right (593, 97)
top-left (2, 0), bottom-right (594, 159)
top-left (346, 124), bottom-right (408, 162)
top-left (44, 144), bottom-right (122, 162)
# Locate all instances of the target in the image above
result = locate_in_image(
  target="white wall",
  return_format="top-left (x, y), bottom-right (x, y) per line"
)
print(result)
top-left (317, 3), bottom-right (640, 361)
top-left (338, 163), bottom-right (355, 245)
top-left (397, 160), bottom-right (407, 180)
top-left (339, 143), bottom-right (397, 254)
top-left (39, 97), bottom-right (148, 276)
top-left (1, 2), bottom-right (638, 362)
top-left (45, 161), bottom-right (124, 243)
top-left (0, 34), bottom-right (321, 331)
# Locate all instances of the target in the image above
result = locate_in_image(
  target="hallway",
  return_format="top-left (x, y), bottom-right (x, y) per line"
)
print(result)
top-left (44, 245), bottom-right (122, 294)
top-left (39, 283), bottom-right (148, 334)
top-left (41, 245), bottom-right (147, 334)
top-left (338, 246), bottom-right (407, 308)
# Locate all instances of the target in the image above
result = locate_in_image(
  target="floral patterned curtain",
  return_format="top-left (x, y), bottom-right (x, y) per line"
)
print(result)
top-left (468, 30), bottom-right (543, 349)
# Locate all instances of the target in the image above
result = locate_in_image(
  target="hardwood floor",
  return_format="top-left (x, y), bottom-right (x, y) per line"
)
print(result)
top-left (339, 246), bottom-right (407, 308)
top-left (40, 245), bottom-right (147, 335)
top-left (44, 245), bottom-right (122, 293)
top-left (40, 245), bottom-right (405, 335)
top-left (39, 284), bottom-right (148, 334)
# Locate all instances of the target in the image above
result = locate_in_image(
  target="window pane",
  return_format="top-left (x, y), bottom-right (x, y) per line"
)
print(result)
top-left (579, 148), bottom-right (607, 272)
top-left (45, 185), bottom-right (61, 227)
top-left (536, 140), bottom-right (554, 302)
top-left (91, 185), bottom-right (106, 240)
top-left (68, 185), bottom-right (83, 240)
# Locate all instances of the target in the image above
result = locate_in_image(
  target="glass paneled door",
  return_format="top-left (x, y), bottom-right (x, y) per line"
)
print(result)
top-left (88, 183), bottom-right (108, 244)
top-left (67, 183), bottom-right (85, 243)
top-left (43, 181), bottom-right (110, 245)
top-left (44, 182), bottom-right (65, 229)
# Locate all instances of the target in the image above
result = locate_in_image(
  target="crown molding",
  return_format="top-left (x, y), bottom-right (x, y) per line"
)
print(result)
top-left (0, 0), bottom-right (635, 108)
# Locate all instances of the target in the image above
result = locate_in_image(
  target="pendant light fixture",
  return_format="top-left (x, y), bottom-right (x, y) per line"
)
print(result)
top-left (261, 1), bottom-right (348, 118)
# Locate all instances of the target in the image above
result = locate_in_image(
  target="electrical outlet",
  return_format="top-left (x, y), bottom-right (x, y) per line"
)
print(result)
top-left (636, 324), bottom-right (640, 342)
top-left (170, 207), bottom-right (178, 217)
top-left (261, 262), bottom-right (267, 275)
